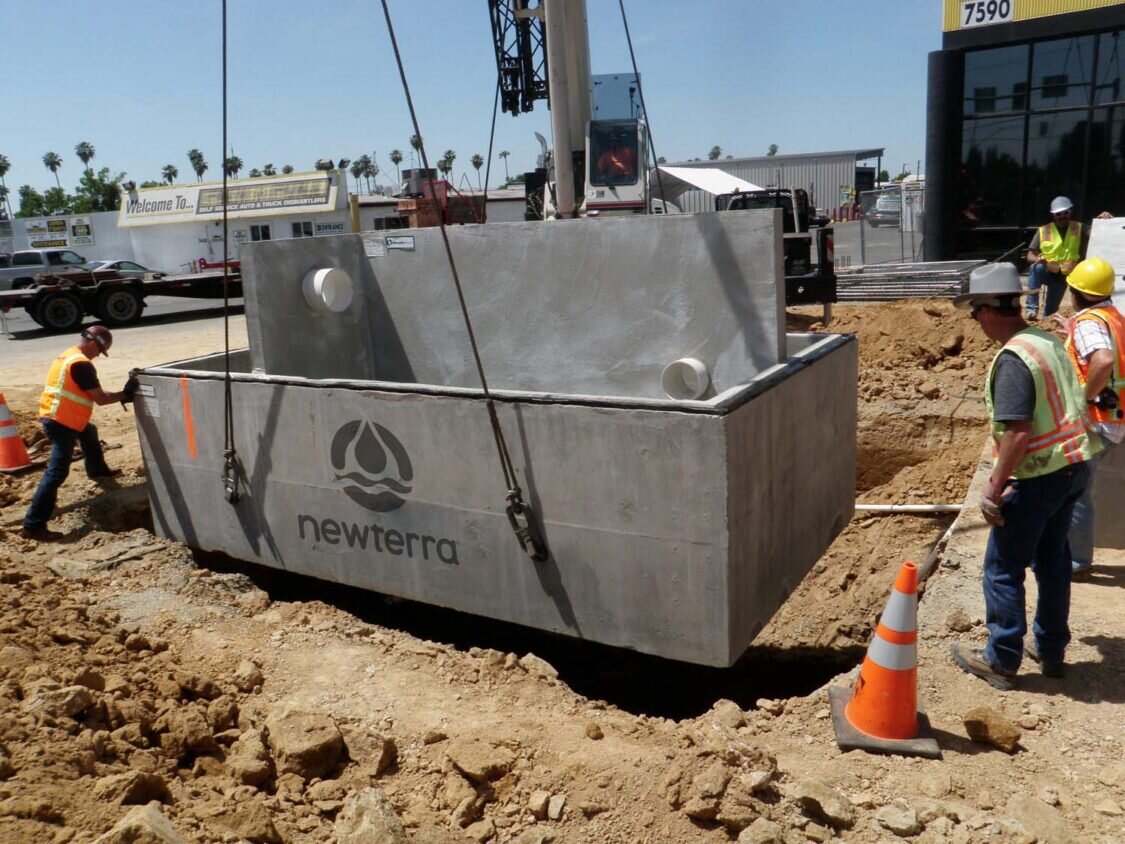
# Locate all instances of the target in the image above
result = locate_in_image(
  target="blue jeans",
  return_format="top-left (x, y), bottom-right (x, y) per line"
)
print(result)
top-left (1069, 440), bottom-right (1115, 571)
top-left (23, 419), bottom-right (111, 530)
top-left (1026, 262), bottom-right (1066, 317)
top-left (983, 461), bottom-right (1090, 672)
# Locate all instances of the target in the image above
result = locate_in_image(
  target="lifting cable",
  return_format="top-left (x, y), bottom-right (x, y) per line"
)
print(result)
top-left (220, 0), bottom-right (240, 504)
top-left (378, 0), bottom-right (548, 563)
top-left (617, 0), bottom-right (665, 209)
top-left (480, 80), bottom-right (501, 223)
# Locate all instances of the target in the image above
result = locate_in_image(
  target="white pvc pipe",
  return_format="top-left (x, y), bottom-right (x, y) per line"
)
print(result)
top-left (855, 504), bottom-right (962, 513)
top-left (661, 357), bottom-right (711, 400)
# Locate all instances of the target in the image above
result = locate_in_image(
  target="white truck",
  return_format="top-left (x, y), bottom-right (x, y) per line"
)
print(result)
top-left (0, 248), bottom-right (88, 290)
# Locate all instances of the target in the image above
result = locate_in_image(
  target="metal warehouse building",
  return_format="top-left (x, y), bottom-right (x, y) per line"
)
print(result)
top-left (660, 148), bottom-right (885, 213)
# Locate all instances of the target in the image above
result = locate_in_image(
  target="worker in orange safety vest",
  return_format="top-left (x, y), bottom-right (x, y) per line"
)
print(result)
top-left (21, 326), bottom-right (135, 541)
top-left (1052, 257), bottom-right (1125, 581)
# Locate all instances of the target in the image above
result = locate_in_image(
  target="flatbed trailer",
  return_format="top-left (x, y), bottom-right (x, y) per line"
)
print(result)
top-left (0, 269), bottom-right (241, 333)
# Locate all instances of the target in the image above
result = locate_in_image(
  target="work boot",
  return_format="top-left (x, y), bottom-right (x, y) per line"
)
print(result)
top-left (20, 525), bottom-right (64, 542)
top-left (1024, 639), bottom-right (1064, 678)
top-left (950, 642), bottom-right (1015, 691)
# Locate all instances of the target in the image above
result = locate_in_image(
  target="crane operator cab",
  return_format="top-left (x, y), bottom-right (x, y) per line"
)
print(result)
top-left (585, 118), bottom-right (648, 216)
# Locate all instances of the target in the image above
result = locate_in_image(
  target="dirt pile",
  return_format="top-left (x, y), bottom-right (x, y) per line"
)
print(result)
top-left (0, 303), bottom-right (1121, 842)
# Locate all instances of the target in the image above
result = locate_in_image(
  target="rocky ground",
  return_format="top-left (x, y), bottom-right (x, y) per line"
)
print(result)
top-left (0, 302), bottom-right (1122, 843)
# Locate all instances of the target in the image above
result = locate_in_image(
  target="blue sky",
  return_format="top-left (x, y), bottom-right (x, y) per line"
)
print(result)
top-left (0, 0), bottom-right (941, 195)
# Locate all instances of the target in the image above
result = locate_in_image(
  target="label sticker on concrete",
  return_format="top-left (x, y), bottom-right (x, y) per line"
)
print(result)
top-left (385, 235), bottom-right (415, 252)
top-left (139, 396), bottom-right (161, 417)
top-left (362, 233), bottom-right (386, 258)
top-left (137, 385), bottom-right (155, 397)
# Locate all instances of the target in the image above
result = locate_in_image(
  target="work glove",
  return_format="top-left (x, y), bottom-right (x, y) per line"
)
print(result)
top-left (120, 372), bottom-right (140, 407)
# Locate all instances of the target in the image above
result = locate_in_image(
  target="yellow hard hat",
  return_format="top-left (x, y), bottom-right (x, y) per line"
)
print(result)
top-left (1068, 257), bottom-right (1117, 299)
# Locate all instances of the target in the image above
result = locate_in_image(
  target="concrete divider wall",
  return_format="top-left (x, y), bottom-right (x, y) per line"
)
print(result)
top-left (1095, 444), bottom-right (1125, 549)
top-left (241, 211), bottom-right (784, 400)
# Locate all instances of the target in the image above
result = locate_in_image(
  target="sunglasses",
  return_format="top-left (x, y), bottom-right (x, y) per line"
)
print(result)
top-left (970, 305), bottom-right (987, 320)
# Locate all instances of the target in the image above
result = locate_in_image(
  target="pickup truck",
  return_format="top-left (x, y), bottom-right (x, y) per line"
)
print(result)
top-left (0, 248), bottom-right (88, 291)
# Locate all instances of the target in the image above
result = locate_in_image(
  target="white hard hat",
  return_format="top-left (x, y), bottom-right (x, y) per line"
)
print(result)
top-left (953, 262), bottom-right (1027, 309)
top-left (1050, 196), bottom-right (1073, 214)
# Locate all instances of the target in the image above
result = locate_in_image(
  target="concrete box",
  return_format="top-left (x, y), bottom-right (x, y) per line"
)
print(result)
top-left (134, 333), bottom-right (856, 666)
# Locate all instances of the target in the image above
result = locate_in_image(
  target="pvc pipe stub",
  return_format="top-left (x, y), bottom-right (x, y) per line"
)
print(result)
top-left (661, 357), bottom-right (711, 401)
top-left (302, 268), bottom-right (354, 313)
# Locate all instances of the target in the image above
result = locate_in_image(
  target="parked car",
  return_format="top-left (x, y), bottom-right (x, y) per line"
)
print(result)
top-left (867, 194), bottom-right (901, 228)
top-left (85, 259), bottom-right (166, 280)
top-left (0, 248), bottom-right (87, 290)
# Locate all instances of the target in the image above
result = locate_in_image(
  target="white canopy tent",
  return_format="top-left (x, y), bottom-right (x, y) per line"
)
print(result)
top-left (649, 166), bottom-right (763, 209)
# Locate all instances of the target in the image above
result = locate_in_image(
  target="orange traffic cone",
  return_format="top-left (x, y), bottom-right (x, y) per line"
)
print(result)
top-left (828, 560), bottom-right (941, 758)
top-left (0, 392), bottom-right (41, 474)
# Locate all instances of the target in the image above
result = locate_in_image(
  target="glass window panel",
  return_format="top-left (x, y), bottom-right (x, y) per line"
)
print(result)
top-left (961, 116), bottom-right (1026, 226)
top-left (1022, 110), bottom-right (1088, 223)
top-left (964, 45), bottom-right (1029, 116)
top-left (1032, 36), bottom-right (1094, 109)
top-left (1095, 31), bottom-right (1124, 105)
top-left (1086, 107), bottom-right (1125, 220)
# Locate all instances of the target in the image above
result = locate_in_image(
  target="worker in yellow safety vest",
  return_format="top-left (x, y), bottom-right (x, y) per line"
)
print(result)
top-left (1025, 196), bottom-right (1113, 320)
top-left (1051, 257), bottom-right (1125, 582)
top-left (950, 263), bottom-right (1100, 689)
top-left (21, 326), bottom-right (136, 541)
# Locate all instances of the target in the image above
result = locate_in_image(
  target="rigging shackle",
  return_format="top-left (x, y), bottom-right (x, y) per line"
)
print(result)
top-left (505, 490), bottom-right (549, 562)
top-left (223, 449), bottom-right (241, 505)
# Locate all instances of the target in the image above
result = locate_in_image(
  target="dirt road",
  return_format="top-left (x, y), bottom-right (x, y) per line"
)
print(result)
top-left (0, 304), bottom-right (1122, 843)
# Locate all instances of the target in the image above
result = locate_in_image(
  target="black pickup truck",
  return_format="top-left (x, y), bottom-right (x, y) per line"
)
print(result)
top-left (718, 188), bottom-right (837, 307)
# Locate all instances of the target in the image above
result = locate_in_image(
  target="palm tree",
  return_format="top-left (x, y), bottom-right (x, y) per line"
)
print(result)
top-left (263, 163), bottom-right (276, 176)
top-left (442, 150), bottom-right (456, 182)
top-left (223, 155), bottom-right (243, 178)
top-left (437, 157), bottom-right (452, 181)
top-left (75, 141), bottom-right (96, 175)
top-left (349, 159), bottom-right (366, 194)
top-left (708, 146), bottom-right (722, 161)
top-left (282, 165), bottom-right (294, 174)
top-left (470, 154), bottom-right (484, 190)
top-left (162, 164), bottom-right (178, 185)
top-left (409, 135), bottom-right (423, 167)
top-left (43, 152), bottom-right (63, 189)
top-left (187, 149), bottom-right (208, 181)
top-left (0, 154), bottom-right (12, 218)
top-left (248, 168), bottom-right (262, 178)
top-left (498, 150), bottom-right (510, 183)
top-left (389, 149), bottom-right (403, 182)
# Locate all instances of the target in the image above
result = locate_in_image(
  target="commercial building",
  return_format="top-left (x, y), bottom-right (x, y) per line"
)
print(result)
top-left (117, 170), bottom-right (351, 271)
top-left (925, 0), bottom-right (1125, 261)
top-left (660, 149), bottom-right (885, 214)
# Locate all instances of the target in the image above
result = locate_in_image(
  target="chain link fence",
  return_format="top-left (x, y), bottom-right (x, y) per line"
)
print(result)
top-left (858, 186), bottom-right (925, 265)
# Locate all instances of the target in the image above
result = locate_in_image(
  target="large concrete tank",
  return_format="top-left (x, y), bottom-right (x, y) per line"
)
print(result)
top-left (133, 212), bottom-right (857, 666)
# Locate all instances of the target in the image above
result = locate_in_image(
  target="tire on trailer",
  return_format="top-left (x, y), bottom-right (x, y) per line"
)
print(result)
top-left (33, 291), bottom-right (85, 333)
top-left (94, 285), bottom-right (145, 326)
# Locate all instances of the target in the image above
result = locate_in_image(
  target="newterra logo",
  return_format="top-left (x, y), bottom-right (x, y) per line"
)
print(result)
top-left (297, 419), bottom-right (459, 566)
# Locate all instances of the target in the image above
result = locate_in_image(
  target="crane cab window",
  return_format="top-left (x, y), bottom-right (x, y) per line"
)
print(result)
top-left (590, 125), bottom-right (639, 187)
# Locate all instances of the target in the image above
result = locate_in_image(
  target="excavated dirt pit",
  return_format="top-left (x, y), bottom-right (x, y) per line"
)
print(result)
top-left (193, 547), bottom-right (866, 721)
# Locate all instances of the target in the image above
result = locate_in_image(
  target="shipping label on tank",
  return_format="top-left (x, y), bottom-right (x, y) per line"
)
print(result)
top-left (361, 233), bottom-right (386, 257)
top-left (138, 396), bottom-right (161, 417)
top-left (294, 417), bottom-right (460, 567)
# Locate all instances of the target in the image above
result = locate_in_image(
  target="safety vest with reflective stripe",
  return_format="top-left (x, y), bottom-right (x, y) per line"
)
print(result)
top-left (38, 346), bottom-right (96, 432)
top-left (1066, 305), bottom-right (1125, 431)
top-left (1038, 221), bottom-right (1082, 275)
top-left (985, 327), bottom-right (1101, 479)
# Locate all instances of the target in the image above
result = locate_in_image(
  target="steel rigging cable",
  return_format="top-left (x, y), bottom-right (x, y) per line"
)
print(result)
top-left (378, 0), bottom-right (549, 563)
top-left (220, 0), bottom-right (240, 505)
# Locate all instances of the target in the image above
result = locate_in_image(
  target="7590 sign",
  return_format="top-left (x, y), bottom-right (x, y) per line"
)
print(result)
top-left (962, 0), bottom-right (1013, 28)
